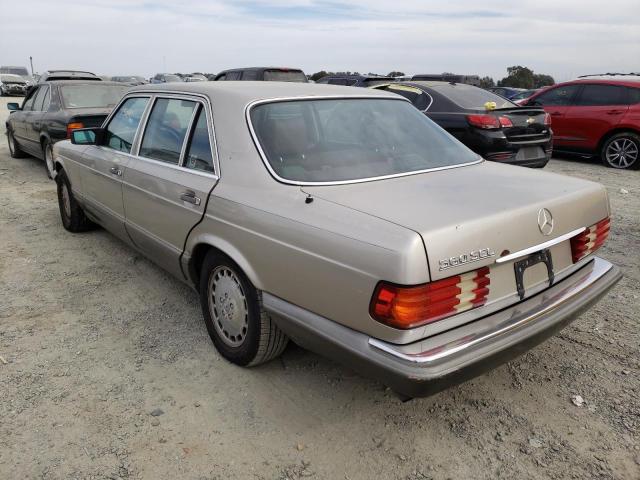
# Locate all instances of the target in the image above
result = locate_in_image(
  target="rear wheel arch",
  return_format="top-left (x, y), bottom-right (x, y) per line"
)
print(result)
top-left (188, 241), bottom-right (263, 291)
top-left (597, 127), bottom-right (640, 153)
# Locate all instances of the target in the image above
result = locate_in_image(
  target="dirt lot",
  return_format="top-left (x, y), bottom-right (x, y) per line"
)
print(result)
top-left (0, 95), bottom-right (638, 480)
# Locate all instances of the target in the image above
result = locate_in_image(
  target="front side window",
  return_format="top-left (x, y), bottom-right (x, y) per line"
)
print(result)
top-left (21, 89), bottom-right (37, 111)
top-left (139, 98), bottom-right (197, 164)
top-left (533, 85), bottom-right (580, 106)
top-left (250, 98), bottom-right (478, 183)
top-left (40, 87), bottom-right (51, 111)
top-left (31, 87), bottom-right (48, 112)
top-left (105, 97), bottom-right (149, 153)
top-left (263, 70), bottom-right (307, 82)
top-left (184, 107), bottom-right (214, 172)
top-left (575, 84), bottom-right (628, 106)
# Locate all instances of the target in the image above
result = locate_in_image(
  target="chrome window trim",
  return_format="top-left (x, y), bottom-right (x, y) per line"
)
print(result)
top-left (124, 90), bottom-right (220, 177)
top-left (495, 227), bottom-right (586, 264)
top-left (245, 95), bottom-right (483, 186)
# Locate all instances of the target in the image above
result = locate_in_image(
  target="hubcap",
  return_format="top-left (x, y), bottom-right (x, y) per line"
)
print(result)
top-left (606, 138), bottom-right (639, 168)
top-left (61, 182), bottom-right (71, 219)
top-left (208, 266), bottom-right (248, 347)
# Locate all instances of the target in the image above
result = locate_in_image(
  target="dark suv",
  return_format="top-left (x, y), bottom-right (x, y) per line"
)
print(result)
top-left (316, 74), bottom-right (395, 88)
top-left (214, 67), bottom-right (307, 82)
top-left (523, 78), bottom-right (640, 169)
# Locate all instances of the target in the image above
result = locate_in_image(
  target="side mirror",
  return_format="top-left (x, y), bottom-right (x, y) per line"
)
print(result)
top-left (7, 102), bottom-right (20, 111)
top-left (70, 128), bottom-right (103, 145)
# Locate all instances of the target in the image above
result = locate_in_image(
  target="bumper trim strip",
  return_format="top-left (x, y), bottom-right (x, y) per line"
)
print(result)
top-left (495, 227), bottom-right (586, 264)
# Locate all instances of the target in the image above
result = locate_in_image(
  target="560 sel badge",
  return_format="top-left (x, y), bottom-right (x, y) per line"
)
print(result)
top-left (439, 248), bottom-right (496, 271)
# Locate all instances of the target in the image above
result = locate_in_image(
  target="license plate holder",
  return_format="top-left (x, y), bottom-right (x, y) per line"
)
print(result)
top-left (513, 248), bottom-right (554, 300)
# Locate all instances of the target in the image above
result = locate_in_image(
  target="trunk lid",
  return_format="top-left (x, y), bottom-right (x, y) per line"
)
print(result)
top-left (489, 106), bottom-right (550, 143)
top-left (67, 107), bottom-right (112, 128)
top-left (303, 161), bottom-right (609, 281)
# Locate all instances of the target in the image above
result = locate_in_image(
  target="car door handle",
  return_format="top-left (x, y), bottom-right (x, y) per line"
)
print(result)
top-left (180, 191), bottom-right (201, 206)
top-left (109, 166), bottom-right (122, 176)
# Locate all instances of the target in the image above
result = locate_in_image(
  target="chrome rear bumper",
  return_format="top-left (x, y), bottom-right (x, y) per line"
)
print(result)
top-left (264, 257), bottom-right (621, 398)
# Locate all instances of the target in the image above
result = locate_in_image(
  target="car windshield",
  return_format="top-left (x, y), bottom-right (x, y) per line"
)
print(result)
top-left (60, 85), bottom-right (129, 108)
top-left (0, 67), bottom-right (29, 76)
top-left (263, 70), bottom-right (308, 82)
top-left (0, 74), bottom-right (25, 83)
top-left (511, 90), bottom-right (536, 101)
top-left (250, 98), bottom-right (479, 183)
top-left (436, 85), bottom-right (516, 109)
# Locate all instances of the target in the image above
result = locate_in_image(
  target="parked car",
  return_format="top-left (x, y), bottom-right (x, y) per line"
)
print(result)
top-left (38, 70), bottom-right (101, 83)
top-left (512, 88), bottom-right (541, 104)
top-left (0, 66), bottom-right (35, 86)
top-left (111, 76), bottom-right (149, 85)
top-left (184, 74), bottom-right (207, 82)
top-left (151, 73), bottom-right (183, 84)
top-left (50, 82), bottom-right (620, 398)
top-left (487, 87), bottom-right (527, 100)
top-left (372, 81), bottom-right (552, 167)
top-left (316, 74), bottom-right (395, 87)
top-left (0, 74), bottom-right (29, 96)
top-left (214, 67), bottom-right (308, 82)
top-left (522, 79), bottom-right (640, 169)
top-left (5, 80), bottom-right (129, 178)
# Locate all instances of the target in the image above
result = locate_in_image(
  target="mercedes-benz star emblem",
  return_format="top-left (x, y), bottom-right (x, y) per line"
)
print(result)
top-left (537, 208), bottom-right (554, 236)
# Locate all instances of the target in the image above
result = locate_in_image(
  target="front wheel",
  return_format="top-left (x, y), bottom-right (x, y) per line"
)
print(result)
top-left (56, 170), bottom-right (95, 232)
top-left (601, 132), bottom-right (640, 170)
top-left (7, 130), bottom-right (26, 158)
top-left (199, 252), bottom-right (288, 366)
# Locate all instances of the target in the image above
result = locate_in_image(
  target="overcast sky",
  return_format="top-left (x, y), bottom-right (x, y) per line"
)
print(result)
top-left (1, 0), bottom-right (639, 81)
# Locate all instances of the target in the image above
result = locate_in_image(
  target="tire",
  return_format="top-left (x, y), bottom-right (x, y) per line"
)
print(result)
top-left (43, 139), bottom-right (56, 179)
top-left (601, 132), bottom-right (640, 170)
top-left (7, 129), bottom-right (26, 158)
top-left (56, 169), bottom-right (95, 232)
top-left (199, 252), bottom-right (288, 366)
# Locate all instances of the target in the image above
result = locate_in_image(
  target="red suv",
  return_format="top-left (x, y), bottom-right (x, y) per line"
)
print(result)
top-left (523, 78), bottom-right (640, 169)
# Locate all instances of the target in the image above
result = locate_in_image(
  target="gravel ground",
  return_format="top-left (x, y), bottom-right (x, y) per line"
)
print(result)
top-left (0, 96), bottom-right (638, 480)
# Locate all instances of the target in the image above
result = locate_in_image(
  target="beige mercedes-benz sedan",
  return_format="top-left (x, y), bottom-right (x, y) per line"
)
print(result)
top-left (52, 82), bottom-right (621, 398)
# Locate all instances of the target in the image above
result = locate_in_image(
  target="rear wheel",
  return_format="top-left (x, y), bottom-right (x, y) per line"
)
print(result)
top-left (601, 132), bottom-right (640, 170)
top-left (7, 130), bottom-right (26, 158)
top-left (43, 139), bottom-right (56, 179)
top-left (56, 169), bottom-right (95, 232)
top-left (199, 252), bottom-right (288, 366)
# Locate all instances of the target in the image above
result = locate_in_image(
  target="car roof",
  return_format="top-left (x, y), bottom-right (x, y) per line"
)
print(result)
top-left (558, 78), bottom-right (640, 87)
top-left (219, 67), bottom-right (304, 73)
top-left (42, 80), bottom-right (126, 86)
top-left (128, 81), bottom-right (400, 104)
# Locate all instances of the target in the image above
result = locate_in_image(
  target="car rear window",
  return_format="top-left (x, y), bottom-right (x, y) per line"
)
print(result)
top-left (250, 98), bottom-right (479, 183)
top-left (60, 85), bottom-right (129, 108)
top-left (434, 85), bottom-right (515, 109)
top-left (263, 70), bottom-right (308, 82)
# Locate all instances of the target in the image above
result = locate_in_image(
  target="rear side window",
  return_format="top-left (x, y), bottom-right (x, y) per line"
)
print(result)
top-left (105, 97), bottom-right (149, 153)
top-left (533, 85), bottom-right (580, 106)
top-left (184, 107), bottom-right (214, 172)
top-left (434, 85), bottom-right (514, 109)
top-left (384, 86), bottom-right (431, 111)
top-left (575, 84), bottom-right (628, 106)
top-left (263, 70), bottom-right (307, 82)
top-left (241, 70), bottom-right (259, 80)
top-left (226, 71), bottom-right (242, 80)
top-left (628, 88), bottom-right (640, 104)
top-left (139, 98), bottom-right (197, 164)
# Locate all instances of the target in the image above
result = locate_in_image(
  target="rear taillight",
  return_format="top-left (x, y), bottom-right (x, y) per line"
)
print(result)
top-left (543, 112), bottom-right (552, 126)
top-left (498, 116), bottom-right (513, 128)
top-left (570, 218), bottom-right (610, 263)
top-left (370, 267), bottom-right (490, 329)
top-left (66, 122), bottom-right (84, 138)
top-left (467, 114), bottom-right (500, 130)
